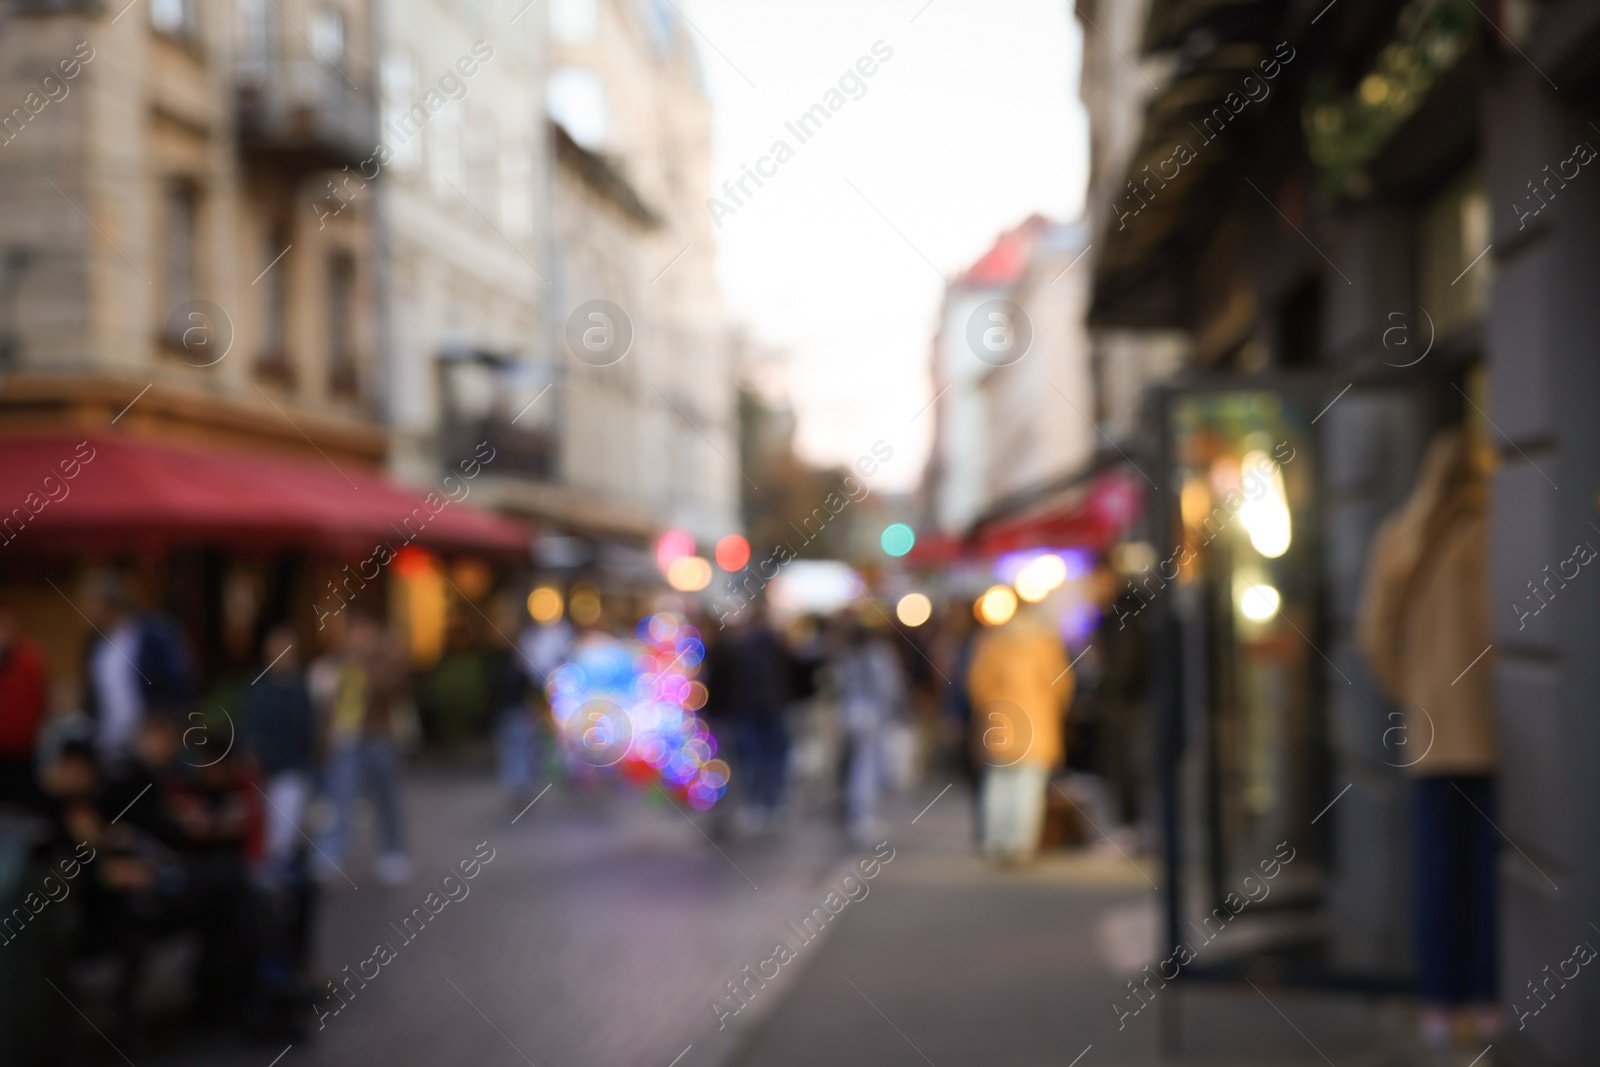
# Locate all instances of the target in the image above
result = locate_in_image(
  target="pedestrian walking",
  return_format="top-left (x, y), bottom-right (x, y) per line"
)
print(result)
top-left (829, 614), bottom-right (906, 845)
top-left (240, 628), bottom-right (317, 875)
top-left (721, 606), bottom-right (793, 831)
top-left (79, 569), bottom-right (193, 770)
top-left (238, 625), bottom-right (320, 985)
top-left (965, 602), bottom-right (1072, 864)
top-left (317, 611), bottom-right (413, 886)
top-left (491, 596), bottom-right (553, 806)
top-left (1358, 428), bottom-right (1500, 1048)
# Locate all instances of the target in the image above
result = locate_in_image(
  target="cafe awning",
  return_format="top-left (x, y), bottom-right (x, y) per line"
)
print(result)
top-left (0, 434), bottom-right (530, 556)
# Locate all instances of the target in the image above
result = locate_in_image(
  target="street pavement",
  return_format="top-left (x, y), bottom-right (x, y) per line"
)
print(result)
top-left (722, 795), bottom-right (1428, 1067)
top-left (62, 761), bottom-right (1445, 1067)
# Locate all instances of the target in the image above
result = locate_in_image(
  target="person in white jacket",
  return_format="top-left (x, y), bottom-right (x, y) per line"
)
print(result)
top-left (829, 615), bottom-right (906, 845)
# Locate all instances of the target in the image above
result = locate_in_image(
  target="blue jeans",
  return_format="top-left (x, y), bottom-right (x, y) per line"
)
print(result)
top-left (321, 738), bottom-right (407, 863)
top-left (737, 716), bottom-right (787, 812)
top-left (1413, 775), bottom-right (1497, 1004)
top-left (496, 707), bottom-right (537, 796)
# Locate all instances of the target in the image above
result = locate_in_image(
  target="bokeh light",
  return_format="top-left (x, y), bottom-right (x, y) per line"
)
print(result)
top-left (527, 585), bottom-right (564, 624)
top-left (1238, 450), bottom-right (1292, 558)
top-left (880, 523), bottom-right (916, 557)
top-left (666, 555), bottom-right (712, 592)
top-left (896, 592), bottom-right (933, 627)
top-left (392, 545), bottom-right (434, 579)
top-left (1239, 583), bottom-right (1281, 621)
top-left (1014, 553), bottom-right (1067, 602)
top-left (569, 585), bottom-right (603, 626)
top-left (655, 528), bottom-right (695, 573)
top-left (715, 534), bottom-right (751, 571)
top-left (975, 584), bottom-right (1018, 626)
top-left (546, 615), bottom-right (728, 809)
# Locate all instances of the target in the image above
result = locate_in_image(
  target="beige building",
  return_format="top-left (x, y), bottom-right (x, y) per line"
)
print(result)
top-left (541, 0), bottom-right (738, 549)
top-left (977, 219), bottom-right (1096, 508)
top-left (925, 216), bottom-right (1097, 534)
top-left (0, 0), bottom-right (381, 454)
top-left (374, 0), bottom-right (551, 491)
top-left (0, 0), bottom-right (406, 680)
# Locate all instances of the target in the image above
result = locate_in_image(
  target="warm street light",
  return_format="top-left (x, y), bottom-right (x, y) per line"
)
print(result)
top-left (528, 585), bottom-right (564, 623)
top-left (667, 555), bottom-right (713, 592)
top-left (975, 584), bottom-right (1018, 626)
top-left (896, 592), bottom-right (933, 626)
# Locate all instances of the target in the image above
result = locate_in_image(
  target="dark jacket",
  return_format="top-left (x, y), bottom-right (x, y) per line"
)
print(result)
top-left (488, 646), bottom-right (532, 715)
top-left (240, 672), bottom-right (316, 776)
top-left (83, 613), bottom-right (194, 724)
top-left (716, 625), bottom-right (793, 721)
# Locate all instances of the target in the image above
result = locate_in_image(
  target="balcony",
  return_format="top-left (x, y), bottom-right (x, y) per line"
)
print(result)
top-left (438, 348), bottom-right (560, 484)
top-left (236, 57), bottom-right (376, 173)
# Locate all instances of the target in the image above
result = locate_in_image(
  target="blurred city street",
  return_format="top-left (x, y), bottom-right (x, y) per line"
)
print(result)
top-left (5, 0), bottom-right (1600, 1062)
top-left (51, 768), bottom-right (1410, 1067)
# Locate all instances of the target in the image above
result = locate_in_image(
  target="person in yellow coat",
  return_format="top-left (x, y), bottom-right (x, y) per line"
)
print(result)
top-left (966, 603), bottom-right (1072, 862)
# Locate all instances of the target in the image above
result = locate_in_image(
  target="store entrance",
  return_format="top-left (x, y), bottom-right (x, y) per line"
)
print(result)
top-left (1149, 375), bottom-right (1431, 995)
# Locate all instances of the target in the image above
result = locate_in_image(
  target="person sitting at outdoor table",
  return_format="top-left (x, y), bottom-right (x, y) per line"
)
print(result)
top-left (39, 718), bottom-right (303, 1040)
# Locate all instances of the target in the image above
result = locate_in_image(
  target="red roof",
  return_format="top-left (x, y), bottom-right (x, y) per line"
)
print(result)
top-left (957, 214), bottom-right (1053, 289)
top-left (0, 434), bottom-right (529, 556)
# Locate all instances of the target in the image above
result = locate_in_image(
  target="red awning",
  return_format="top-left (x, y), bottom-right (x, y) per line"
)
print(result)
top-left (0, 434), bottom-right (529, 556)
top-left (909, 470), bottom-right (1146, 563)
top-left (973, 470), bottom-right (1143, 556)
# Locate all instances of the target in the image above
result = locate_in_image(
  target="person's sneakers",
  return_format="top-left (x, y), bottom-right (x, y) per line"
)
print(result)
top-left (376, 852), bottom-right (413, 887)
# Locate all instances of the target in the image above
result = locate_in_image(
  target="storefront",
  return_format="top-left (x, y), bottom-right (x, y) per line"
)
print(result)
top-left (0, 432), bottom-right (529, 700)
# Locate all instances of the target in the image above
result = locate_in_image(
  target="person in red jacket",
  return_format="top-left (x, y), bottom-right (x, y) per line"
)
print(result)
top-left (0, 603), bottom-right (48, 810)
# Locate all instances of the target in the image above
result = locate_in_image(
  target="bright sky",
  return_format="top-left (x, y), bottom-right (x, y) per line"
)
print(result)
top-left (681, 0), bottom-right (1088, 492)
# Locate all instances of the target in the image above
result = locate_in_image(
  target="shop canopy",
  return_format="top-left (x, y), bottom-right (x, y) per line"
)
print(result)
top-left (907, 468), bottom-right (1145, 564)
top-left (0, 434), bottom-right (529, 556)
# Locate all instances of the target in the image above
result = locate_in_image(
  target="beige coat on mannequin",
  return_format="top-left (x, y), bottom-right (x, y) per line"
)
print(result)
top-left (1356, 430), bottom-right (1496, 776)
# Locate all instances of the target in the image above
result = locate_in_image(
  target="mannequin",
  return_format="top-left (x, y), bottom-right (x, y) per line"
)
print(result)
top-left (1357, 427), bottom-right (1498, 1047)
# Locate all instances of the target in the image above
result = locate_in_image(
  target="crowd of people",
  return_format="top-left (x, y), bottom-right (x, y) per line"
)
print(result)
top-left (696, 582), bottom-right (1146, 865)
top-left (0, 565), bottom-right (1152, 1049)
top-left (0, 572), bottom-right (471, 1044)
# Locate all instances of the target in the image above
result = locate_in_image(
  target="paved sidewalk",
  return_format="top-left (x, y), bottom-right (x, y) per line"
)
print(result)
top-left (59, 765), bottom-right (1469, 1067)
top-left (721, 784), bottom-right (1433, 1067)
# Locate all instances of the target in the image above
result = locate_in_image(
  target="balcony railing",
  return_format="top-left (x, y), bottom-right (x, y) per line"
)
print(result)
top-left (438, 350), bottom-right (561, 484)
top-left (236, 58), bottom-right (376, 172)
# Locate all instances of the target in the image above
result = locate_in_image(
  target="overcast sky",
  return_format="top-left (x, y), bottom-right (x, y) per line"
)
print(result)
top-left (681, 0), bottom-right (1088, 492)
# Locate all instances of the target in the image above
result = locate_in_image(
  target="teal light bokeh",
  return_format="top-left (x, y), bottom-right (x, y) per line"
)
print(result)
top-left (880, 523), bottom-right (916, 557)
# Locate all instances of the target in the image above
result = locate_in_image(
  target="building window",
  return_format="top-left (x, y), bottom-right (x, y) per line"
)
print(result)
top-left (258, 225), bottom-right (292, 382)
top-left (310, 4), bottom-right (346, 65)
top-left (381, 51), bottom-right (422, 172)
top-left (237, 0), bottom-right (271, 79)
top-left (162, 181), bottom-right (198, 344)
top-left (428, 103), bottom-right (463, 199)
top-left (547, 67), bottom-right (607, 149)
top-left (465, 112), bottom-right (499, 218)
top-left (550, 0), bottom-right (598, 44)
top-left (1417, 169), bottom-right (1490, 340)
top-left (150, 0), bottom-right (197, 39)
top-left (327, 252), bottom-right (358, 397)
